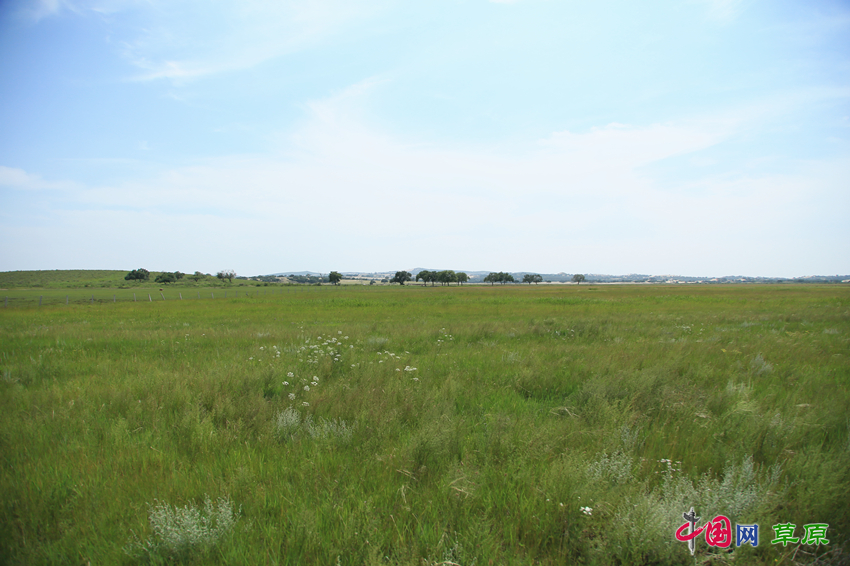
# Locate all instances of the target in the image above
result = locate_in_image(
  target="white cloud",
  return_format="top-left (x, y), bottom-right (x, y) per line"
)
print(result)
top-left (19, 0), bottom-right (383, 80)
top-left (114, 0), bottom-right (385, 82)
top-left (3, 82), bottom-right (847, 275)
top-left (21, 0), bottom-right (68, 20)
top-left (4, 116), bottom-right (847, 274)
top-left (0, 166), bottom-right (76, 190)
top-left (27, 89), bottom-right (740, 247)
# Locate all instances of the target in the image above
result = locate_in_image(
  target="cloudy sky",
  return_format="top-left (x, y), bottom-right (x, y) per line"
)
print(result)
top-left (1, 0), bottom-right (848, 277)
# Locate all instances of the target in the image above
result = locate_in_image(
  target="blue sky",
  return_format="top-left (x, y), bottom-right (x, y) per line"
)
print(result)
top-left (1, 0), bottom-right (848, 277)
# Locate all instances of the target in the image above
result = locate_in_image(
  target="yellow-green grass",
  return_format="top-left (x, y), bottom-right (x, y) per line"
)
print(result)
top-left (0, 284), bottom-right (848, 565)
top-left (0, 269), bottom-right (130, 289)
top-left (0, 284), bottom-right (294, 308)
top-left (0, 269), bottom-right (272, 292)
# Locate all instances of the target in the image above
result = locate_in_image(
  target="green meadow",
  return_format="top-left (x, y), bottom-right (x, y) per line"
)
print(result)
top-left (1, 283), bottom-right (848, 565)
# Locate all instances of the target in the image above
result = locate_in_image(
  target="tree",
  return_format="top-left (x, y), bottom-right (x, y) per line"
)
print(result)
top-left (456, 272), bottom-right (468, 285)
top-left (416, 270), bottom-right (432, 285)
top-left (217, 269), bottom-right (236, 283)
top-left (572, 274), bottom-right (586, 285)
top-left (328, 271), bottom-right (343, 285)
top-left (155, 272), bottom-right (177, 284)
top-left (436, 270), bottom-right (456, 286)
top-left (484, 272), bottom-right (497, 285)
top-left (522, 273), bottom-right (543, 284)
top-left (391, 271), bottom-right (412, 285)
top-left (190, 271), bottom-right (205, 282)
top-left (125, 268), bottom-right (150, 282)
top-left (493, 272), bottom-right (515, 285)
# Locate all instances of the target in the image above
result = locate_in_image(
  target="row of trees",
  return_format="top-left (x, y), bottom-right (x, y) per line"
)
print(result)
top-left (415, 270), bottom-right (469, 286)
top-left (124, 268), bottom-right (236, 284)
top-left (392, 270), bottom-right (585, 286)
top-left (127, 267), bottom-right (585, 287)
top-left (484, 272), bottom-right (515, 285)
top-left (486, 272), bottom-right (584, 285)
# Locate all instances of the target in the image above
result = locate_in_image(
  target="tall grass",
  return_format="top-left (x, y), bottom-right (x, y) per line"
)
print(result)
top-left (0, 284), bottom-right (847, 564)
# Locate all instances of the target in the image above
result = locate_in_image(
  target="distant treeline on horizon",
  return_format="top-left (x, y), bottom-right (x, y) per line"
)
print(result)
top-left (0, 269), bottom-right (848, 290)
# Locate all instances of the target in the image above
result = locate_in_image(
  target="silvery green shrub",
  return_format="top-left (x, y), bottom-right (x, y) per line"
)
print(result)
top-left (275, 407), bottom-right (352, 442)
top-left (125, 495), bottom-right (239, 559)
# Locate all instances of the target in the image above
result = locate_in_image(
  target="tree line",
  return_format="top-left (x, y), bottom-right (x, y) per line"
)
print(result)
top-left (127, 268), bottom-right (586, 287)
top-left (124, 269), bottom-right (237, 284)
top-left (389, 271), bottom-right (585, 286)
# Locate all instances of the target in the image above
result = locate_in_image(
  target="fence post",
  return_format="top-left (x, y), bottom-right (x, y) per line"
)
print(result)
top-left (66, 295), bottom-right (69, 305)
top-left (39, 296), bottom-right (43, 307)
top-left (179, 292), bottom-right (183, 300)
top-left (91, 295), bottom-right (94, 304)
top-left (160, 292), bottom-right (165, 300)
top-left (113, 294), bottom-right (116, 303)
top-left (197, 291), bottom-right (200, 299)
top-left (149, 294), bottom-right (152, 302)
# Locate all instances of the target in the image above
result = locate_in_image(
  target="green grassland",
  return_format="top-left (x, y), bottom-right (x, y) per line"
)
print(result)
top-left (0, 269), bottom-right (285, 308)
top-left (0, 269), bottom-right (135, 289)
top-left (0, 269), bottom-right (258, 290)
top-left (1, 284), bottom-right (848, 565)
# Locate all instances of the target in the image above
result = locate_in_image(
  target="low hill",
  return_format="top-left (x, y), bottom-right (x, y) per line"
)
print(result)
top-left (0, 270), bottom-right (129, 289)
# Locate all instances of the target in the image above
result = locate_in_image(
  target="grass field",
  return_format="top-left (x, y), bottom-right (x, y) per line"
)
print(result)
top-left (1, 283), bottom-right (848, 565)
top-left (0, 270), bottom-right (140, 289)
top-left (0, 269), bottom-right (275, 292)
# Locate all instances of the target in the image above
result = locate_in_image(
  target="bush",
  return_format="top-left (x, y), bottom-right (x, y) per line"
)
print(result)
top-left (275, 407), bottom-right (353, 442)
top-left (125, 495), bottom-right (239, 560)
